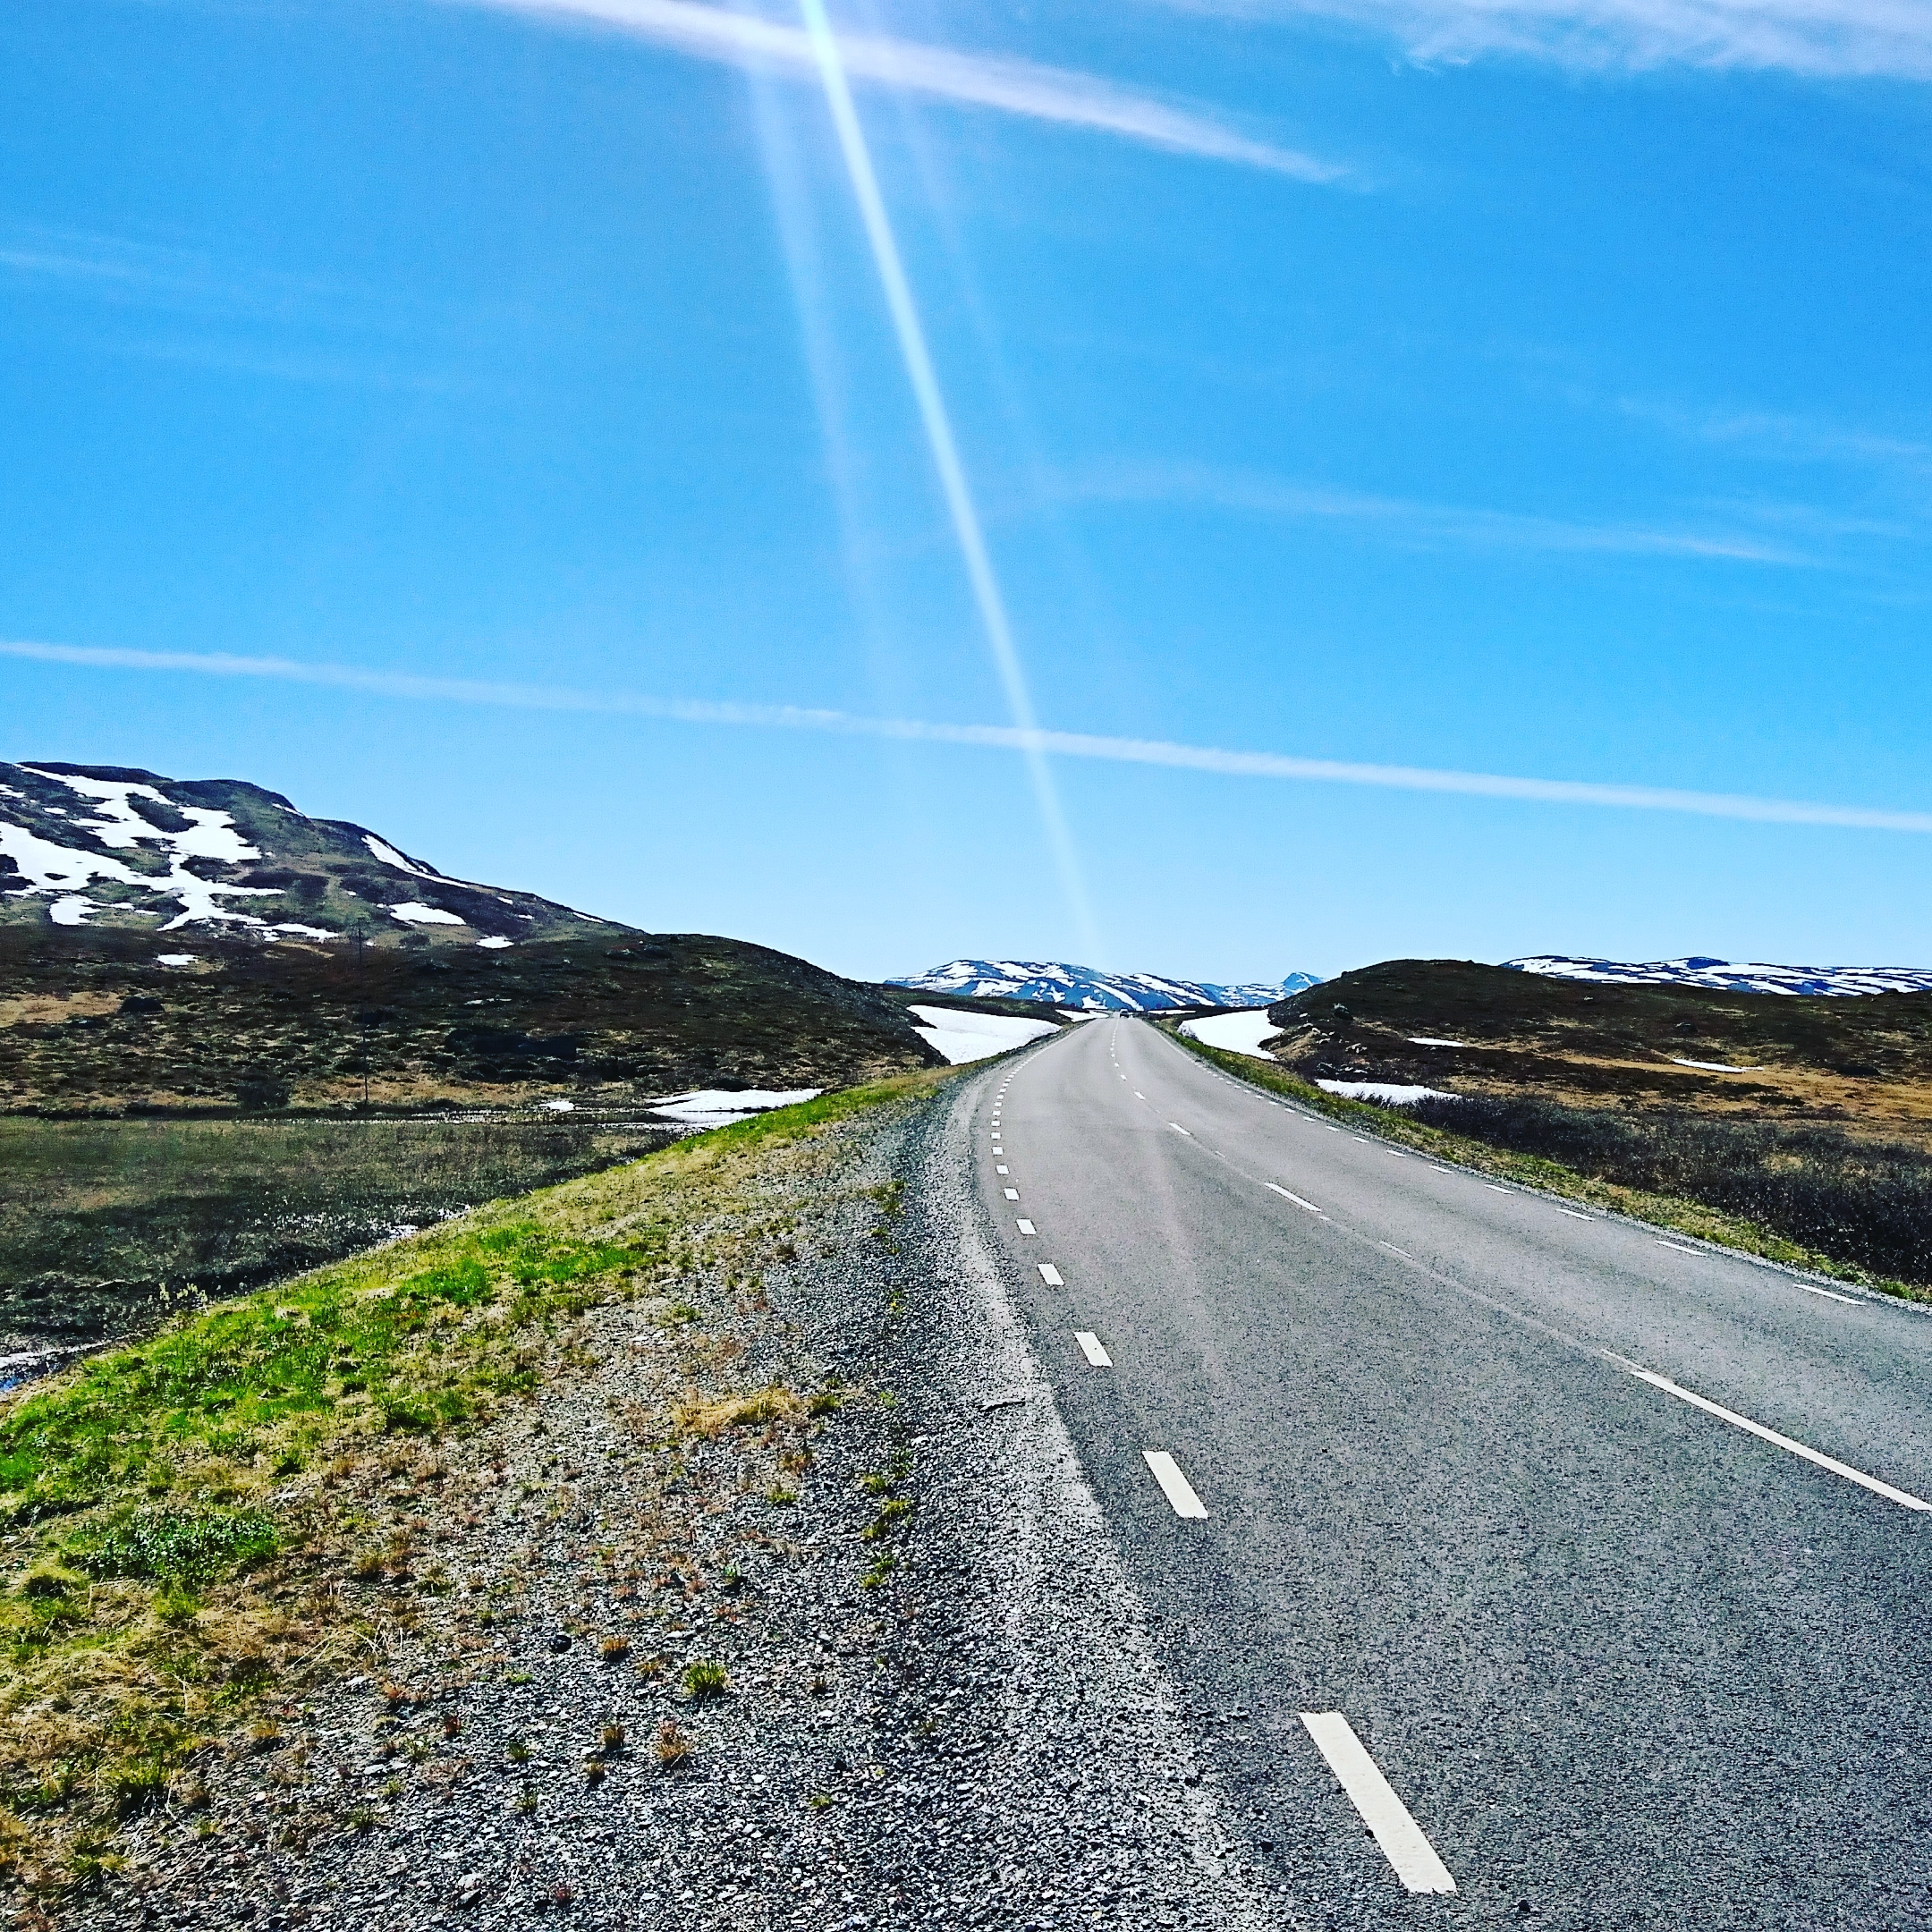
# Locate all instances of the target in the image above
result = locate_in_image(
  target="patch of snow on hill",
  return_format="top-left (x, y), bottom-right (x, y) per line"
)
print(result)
top-left (1669, 1056), bottom-right (1764, 1072)
top-left (1508, 954), bottom-right (1932, 997)
top-left (364, 834), bottom-right (437, 877)
top-left (909, 1004), bottom-right (1061, 1063)
top-left (5, 769), bottom-right (283, 929)
top-left (1180, 1011), bottom-right (1284, 1059)
top-left (387, 902), bottom-right (466, 926)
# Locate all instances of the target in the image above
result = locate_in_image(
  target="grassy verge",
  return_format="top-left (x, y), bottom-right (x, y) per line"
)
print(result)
top-left (0, 1066), bottom-right (953, 1896)
top-left (1168, 1030), bottom-right (1930, 1305)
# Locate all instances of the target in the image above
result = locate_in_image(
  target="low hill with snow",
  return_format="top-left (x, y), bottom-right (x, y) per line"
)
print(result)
top-left (0, 761), bottom-right (617, 948)
top-left (1507, 955), bottom-right (1932, 998)
top-left (892, 958), bottom-right (1319, 1013)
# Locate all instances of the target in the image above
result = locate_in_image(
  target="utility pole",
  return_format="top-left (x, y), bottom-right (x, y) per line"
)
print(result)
top-left (353, 925), bottom-right (371, 1110)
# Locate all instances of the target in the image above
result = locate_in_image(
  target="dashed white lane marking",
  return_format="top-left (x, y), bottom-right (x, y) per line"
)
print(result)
top-left (1556, 1208), bottom-right (1592, 1222)
top-left (1004, 1187), bottom-right (1020, 1200)
top-left (1486, 1184), bottom-right (1508, 1193)
top-left (1016, 1219), bottom-right (1037, 1236)
top-left (1624, 1366), bottom-right (1930, 1511)
top-left (1790, 1280), bottom-right (1861, 1305)
top-left (1038, 1263), bottom-right (1063, 1286)
top-left (1298, 1713), bottom-right (1456, 1895)
top-left (1141, 1451), bottom-right (1208, 1519)
top-left (1324, 1125), bottom-right (1340, 1133)
top-left (1168, 1123), bottom-right (1193, 1137)
top-left (1267, 1182), bottom-right (1322, 1214)
top-left (1387, 1150), bottom-right (1406, 1158)
top-left (1074, 1331), bottom-right (1113, 1368)
top-left (996, 1165), bottom-right (1009, 1174)
top-left (1652, 1240), bottom-right (1861, 1305)
top-left (1133, 1091), bottom-right (1146, 1099)
top-left (1380, 1243), bottom-right (1414, 1261)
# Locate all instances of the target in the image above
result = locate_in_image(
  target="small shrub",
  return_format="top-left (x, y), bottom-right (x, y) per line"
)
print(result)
top-left (681, 1659), bottom-right (728, 1700)
top-left (598, 1635), bottom-right (631, 1664)
top-left (655, 1719), bottom-right (691, 1768)
top-left (599, 1723), bottom-right (625, 1755)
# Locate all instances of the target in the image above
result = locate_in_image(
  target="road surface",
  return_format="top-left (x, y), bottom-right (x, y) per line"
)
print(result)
top-left (975, 1013), bottom-right (1932, 1928)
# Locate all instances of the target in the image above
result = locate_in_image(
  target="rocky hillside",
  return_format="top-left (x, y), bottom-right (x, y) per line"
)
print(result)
top-left (1262, 958), bottom-right (1932, 1138)
top-left (0, 926), bottom-right (940, 1115)
top-left (0, 760), bottom-right (614, 947)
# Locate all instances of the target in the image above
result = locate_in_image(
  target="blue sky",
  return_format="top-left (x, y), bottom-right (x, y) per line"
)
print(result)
top-left (5, 0), bottom-right (1931, 983)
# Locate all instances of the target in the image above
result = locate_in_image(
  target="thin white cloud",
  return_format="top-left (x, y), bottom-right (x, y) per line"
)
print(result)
top-left (7, 636), bottom-right (1928, 834)
top-left (457, 0), bottom-right (1343, 180)
top-left (1054, 461), bottom-right (1811, 564)
top-left (1612, 394), bottom-right (1932, 473)
top-left (1195, 0), bottom-right (1932, 80)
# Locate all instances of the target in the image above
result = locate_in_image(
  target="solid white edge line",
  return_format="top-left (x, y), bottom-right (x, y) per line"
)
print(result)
top-left (1073, 1330), bottom-right (1112, 1368)
top-left (1626, 1366), bottom-right (1930, 1510)
top-left (1298, 1712), bottom-right (1456, 1895)
top-left (1141, 1450), bottom-right (1208, 1519)
top-left (1038, 1263), bottom-right (1063, 1285)
top-left (1266, 1182), bottom-right (1322, 1213)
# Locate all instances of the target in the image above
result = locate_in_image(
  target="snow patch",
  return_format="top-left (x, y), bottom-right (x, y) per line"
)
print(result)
top-left (908, 1004), bottom-right (1060, 1064)
top-left (539, 1098), bottom-right (575, 1112)
top-left (476, 936), bottom-right (513, 950)
top-left (157, 954), bottom-right (198, 966)
top-left (1180, 1011), bottom-right (1283, 1060)
top-left (7, 771), bottom-right (282, 931)
top-left (1410, 1037), bottom-right (1477, 1047)
top-left (651, 1088), bottom-right (823, 1127)
top-left (1668, 1056), bottom-right (1765, 1073)
top-left (386, 902), bottom-right (466, 927)
top-left (1317, 1080), bottom-right (1458, 1106)
top-left (363, 834), bottom-right (436, 878)
top-left (49, 895), bottom-right (97, 926)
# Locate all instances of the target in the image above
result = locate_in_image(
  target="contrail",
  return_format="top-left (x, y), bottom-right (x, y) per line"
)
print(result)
top-left (8, 637), bottom-right (1930, 836)
top-left (458, 0), bottom-right (1342, 180)
top-left (792, 0), bottom-right (1100, 957)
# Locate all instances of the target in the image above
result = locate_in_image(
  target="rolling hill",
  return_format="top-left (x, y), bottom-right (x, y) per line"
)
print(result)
top-left (893, 958), bottom-right (1320, 1012)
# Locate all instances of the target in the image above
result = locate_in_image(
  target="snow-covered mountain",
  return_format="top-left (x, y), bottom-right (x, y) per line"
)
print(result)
top-left (1506, 954), bottom-right (1932, 998)
top-left (891, 959), bottom-right (1321, 1012)
top-left (0, 761), bottom-right (621, 947)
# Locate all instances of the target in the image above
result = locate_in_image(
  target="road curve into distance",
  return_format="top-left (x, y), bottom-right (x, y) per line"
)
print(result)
top-left (972, 1013), bottom-right (1932, 1929)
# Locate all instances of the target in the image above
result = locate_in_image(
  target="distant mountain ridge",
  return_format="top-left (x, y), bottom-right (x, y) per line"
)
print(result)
top-left (892, 958), bottom-right (1321, 1012)
top-left (0, 761), bottom-right (621, 948)
top-left (1507, 954), bottom-right (1932, 998)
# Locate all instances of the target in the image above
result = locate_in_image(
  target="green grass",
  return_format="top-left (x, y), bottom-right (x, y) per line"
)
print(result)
top-left (1170, 1029), bottom-right (1930, 1303)
top-left (0, 1063), bottom-right (953, 1895)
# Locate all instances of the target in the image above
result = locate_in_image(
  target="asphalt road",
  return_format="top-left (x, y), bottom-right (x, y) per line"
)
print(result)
top-left (973, 1014), bottom-right (1932, 1930)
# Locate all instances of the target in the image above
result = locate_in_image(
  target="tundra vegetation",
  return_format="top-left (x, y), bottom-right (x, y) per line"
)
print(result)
top-left (0, 1072), bottom-right (943, 1898)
